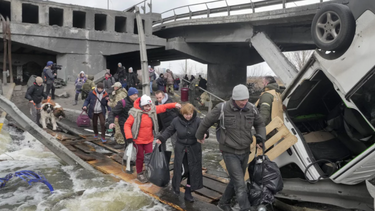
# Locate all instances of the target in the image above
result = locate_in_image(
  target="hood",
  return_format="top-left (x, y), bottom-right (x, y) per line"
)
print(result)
top-left (264, 82), bottom-right (280, 92)
top-left (178, 110), bottom-right (198, 125)
top-left (134, 98), bottom-right (141, 109)
top-left (88, 75), bottom-right (94, 80)
top-left (93, 89), bottom-right (108, 98)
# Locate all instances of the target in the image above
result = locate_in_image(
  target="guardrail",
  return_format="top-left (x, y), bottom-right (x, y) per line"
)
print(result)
top-left (154, 0), bottom-right (323, 25)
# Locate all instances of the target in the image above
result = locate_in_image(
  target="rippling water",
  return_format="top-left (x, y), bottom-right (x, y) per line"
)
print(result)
top-left (0, 126), bottom-right (170, 211)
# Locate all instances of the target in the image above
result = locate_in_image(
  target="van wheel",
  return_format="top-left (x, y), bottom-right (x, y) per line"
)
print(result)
top-left (311, 4), bottom-right (355, 51)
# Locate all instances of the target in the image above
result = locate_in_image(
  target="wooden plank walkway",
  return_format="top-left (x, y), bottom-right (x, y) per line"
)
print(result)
top-left (45, 129), bottom-right (227, 211)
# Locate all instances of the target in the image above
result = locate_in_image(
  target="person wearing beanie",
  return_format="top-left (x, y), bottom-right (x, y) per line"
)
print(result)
top-left (73, 71), bottom-right (87, 105)
top-left (42, 61), bottom-right (56, 100)
top-left (156, 73), bottom-right (166, 91)
top-left (83, 82), bottom-right (111, 143)
top-left (258, 76), bottom-right (281, 125)
top-left (25, 77), bottom-right (48, 126)
top-left (108, 87), bottom-right (139, 149)
top-left (104, 72), bottom-right (115, 94)
top-left (195, 84), bottom-right (266, 211)
top-left (124, 94), bottom-right (181, 182)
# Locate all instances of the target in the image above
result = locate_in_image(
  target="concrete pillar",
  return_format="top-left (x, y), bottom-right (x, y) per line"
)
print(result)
top-left (57, 54), bottom-right (106, 82)
top-left (207, 64), bottom-right (247, 100)
top-left (39, 4), bottom-right (48, 25)
top-left (64, 8), bottom-right (73, 27)
top-left (126, 14), bottom-right (135, 33)
top-left (86, 11), bottom-right (94, 30)
top-left (11, 0), bottom-right (22, 23)
top-left (107, 14), bottom-right (115, 32)
top-left (144, 18), bottom-right (152, 36)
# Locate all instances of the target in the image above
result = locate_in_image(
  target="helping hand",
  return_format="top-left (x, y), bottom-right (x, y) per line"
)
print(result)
top-left (175, 103), bottom-right (182, 109)
top-left (156, 139), bottom-right (162, 144)
top-left (109, 123), bottom-right (115, 129)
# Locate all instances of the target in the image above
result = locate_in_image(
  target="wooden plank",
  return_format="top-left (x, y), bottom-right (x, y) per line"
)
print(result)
top-left (72, 143), bottom-right (96, 154)
top-left (181, 180), bottom-right (222, 200)
top-left (91, 140), bottom-right (122, 154)
top-left (203, 172), bottom-right (229, 184)
top-left (267, 134), bottom-right (298, 161)
top-left (266, 116), bottom-right (284, 135)
top-left (265, 126), bottom-right (290, 150)
top-left (179, 187), bottom-right (213, 203)
top-left (202, 177), bottom-right (227, 194)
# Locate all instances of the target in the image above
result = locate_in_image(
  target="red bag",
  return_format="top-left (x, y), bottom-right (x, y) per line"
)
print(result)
top-left (77, 111), bottom-right (91, 127)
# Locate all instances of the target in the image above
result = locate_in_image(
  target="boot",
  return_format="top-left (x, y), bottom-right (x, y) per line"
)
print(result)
top-left (73, 100), bottom-right (77, 105)
top-left (184, 186), bottom-right (194, 202)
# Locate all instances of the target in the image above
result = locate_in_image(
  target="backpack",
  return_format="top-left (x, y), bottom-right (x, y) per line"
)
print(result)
top-left (121, 99), bottom-right (126, 108)
top-left (76, 78), bottom-right (85, 91)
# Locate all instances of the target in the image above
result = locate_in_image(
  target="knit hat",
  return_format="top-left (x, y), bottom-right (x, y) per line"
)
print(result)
top-left (97, 82), bottom-right (104, 89)
top-left (112, 82), bottom-right (122, 88)
top-left (35, 77), bottom-right (43, 84)
top-left (47, 61), bottom-right (53, 66)
top-left (128, 87), bottom-right (138, 96)
top-left (80, 71), bottom-right (85, 75)
top-left (232, 84), bottom-right (249, 100)
top-left (140, 95), bottom-right (152, 106)
top-left (128, 67), bottom-right (133, 73)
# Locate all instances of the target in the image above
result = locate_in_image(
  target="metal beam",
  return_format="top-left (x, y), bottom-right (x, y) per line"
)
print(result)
top-left (0, 94), bottom-right (96, 171)
top-left (250, 32), bottom-right (298, 85)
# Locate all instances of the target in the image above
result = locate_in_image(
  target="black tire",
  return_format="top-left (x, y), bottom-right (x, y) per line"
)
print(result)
top-left (311, 4), bottom-right (356, 51)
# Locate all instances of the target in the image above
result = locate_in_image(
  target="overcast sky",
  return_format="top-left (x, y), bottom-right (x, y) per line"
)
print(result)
top-left (49, 0), bottom-right (319, 76)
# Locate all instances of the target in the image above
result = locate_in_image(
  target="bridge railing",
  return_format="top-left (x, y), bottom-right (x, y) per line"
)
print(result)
top-left (154, 0), bottom-right (324, 25)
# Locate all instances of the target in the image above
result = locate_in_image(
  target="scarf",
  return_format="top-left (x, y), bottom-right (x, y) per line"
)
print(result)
top-left (128, 105), bottom-right (159, 140)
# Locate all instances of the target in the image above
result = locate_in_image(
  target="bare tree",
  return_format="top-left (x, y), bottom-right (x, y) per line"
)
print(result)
top-left (247, 63), bottom-right (273, 76)
top-left (285, 50), bottom-right (313, 71)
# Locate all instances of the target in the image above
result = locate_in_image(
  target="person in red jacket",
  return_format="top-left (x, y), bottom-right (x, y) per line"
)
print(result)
top-left (124, 95), bottom-right (181, 183)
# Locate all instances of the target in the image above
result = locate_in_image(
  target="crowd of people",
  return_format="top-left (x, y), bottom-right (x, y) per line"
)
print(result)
top-left (25, 60), bottom-right (281, 210)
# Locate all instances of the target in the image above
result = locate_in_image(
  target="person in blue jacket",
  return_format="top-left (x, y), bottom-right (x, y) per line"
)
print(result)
top-left (82, 82), bottom-right (111, 143)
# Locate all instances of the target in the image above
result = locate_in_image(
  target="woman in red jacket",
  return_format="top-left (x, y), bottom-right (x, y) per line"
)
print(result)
top-left (124, 94), bottom-right (181, 183)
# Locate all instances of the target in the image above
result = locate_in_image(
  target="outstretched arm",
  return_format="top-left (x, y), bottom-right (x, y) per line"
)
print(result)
top-left (195, 102), bottom-right (222, 140)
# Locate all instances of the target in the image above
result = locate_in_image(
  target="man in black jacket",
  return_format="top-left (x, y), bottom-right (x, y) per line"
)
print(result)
top-left (25, 77), bottom-right (48, 126)
top-left (154, 90), bottom-right (178, 150)
top-left (108, 87), bottom-right (139, 148)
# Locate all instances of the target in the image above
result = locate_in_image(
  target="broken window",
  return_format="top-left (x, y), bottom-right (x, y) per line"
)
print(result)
top-left (95, 14), bottom-right (107, 31)
top-left (73, 11), bottom-right (86, 29)
top-left (115, 16), bottom-right (126, 33)
top-left (22, 4), bottom-right (39, 24)
top-left (0, 1), bottom-right (11, 21)
top-left (133, 19), bottom-right (145, 34)
top-left (49, 7), bottom-right (63, 26)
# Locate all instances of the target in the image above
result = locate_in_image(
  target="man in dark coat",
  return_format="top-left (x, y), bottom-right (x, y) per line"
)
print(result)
top-left (127, 67), bottom-right (138, 88)
top-left (156, 105), bottom-right (209, 202)
top-left (198, 77), bottom-right (207, 93)
top-left (43, 61), bottom-right (56, 100)
top-left (117, 63), bottom-right (127, 86)
top-left (156, 74), bottom-right (166, 91)
top-left (154, 90), bottom-right (178, 150)
top-left (196, 84), bottom-right (266, 211)
top-left (25, 76), bottom-right (48, 125)
top-left (108, 87), bottom-right (139, 147)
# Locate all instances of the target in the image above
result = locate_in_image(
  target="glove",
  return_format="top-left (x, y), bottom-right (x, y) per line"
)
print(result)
top-left (255, 134), bottom-right (264, 145)
top-left (126, 138), bottom-right (134, 145)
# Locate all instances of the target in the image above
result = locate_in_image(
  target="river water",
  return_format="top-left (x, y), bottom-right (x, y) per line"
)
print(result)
top-left (0, 125), bottom-right (171, 211)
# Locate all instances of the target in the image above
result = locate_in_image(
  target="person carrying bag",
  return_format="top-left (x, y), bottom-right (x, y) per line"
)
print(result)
top-left (144, 143), bottom-right (172, 187)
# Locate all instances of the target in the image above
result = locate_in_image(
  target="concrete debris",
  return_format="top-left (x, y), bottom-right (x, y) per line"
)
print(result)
top-left (56, 92), bottom-right (70, 98)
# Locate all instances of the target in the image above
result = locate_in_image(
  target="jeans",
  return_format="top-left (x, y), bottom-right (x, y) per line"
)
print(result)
top-left (45, 83), bottom-right (55, 99)
top-left (150, 81), bottom-right (153, 94)
top-left (29, 102), bottom-right (41, 125)
top-left (75, 92), bottom-right (80, 101)
top-left (220, 152), bottom-right (250, 211)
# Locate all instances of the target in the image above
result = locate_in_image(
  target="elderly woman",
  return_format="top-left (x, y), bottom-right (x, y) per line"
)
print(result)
top-left (156, 103), bottom-right (209, 202)
top-left (124, 95), bottom-right (181, 182)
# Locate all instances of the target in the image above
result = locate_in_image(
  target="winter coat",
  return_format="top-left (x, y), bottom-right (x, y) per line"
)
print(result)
top-left (196, 98), bottom-right (266, 155)
top-left (108, 88), bottom-right (128, 108)
top-left (103, 76), bottom-right (115, 94)
top-left (124, 98), bottom-right (176, 145)
top-left (157, 111), bottom-right (209, 193)
top-left (165, 71), bottom-right (174, 85)
top-left (108, 96), bottom-right (134, 125)
top-left (42, 67), bottom-right (55, 85)
top-left (75, 76), bottom-right (87, 93)
top-left (156, 77), bottom-right (166, 87)
top-left (198, 78), bottom-right (207, 90)
top-left (155, 93), bottom-right (178, 132)
top-left (127, 72), bottom-right (138, 88)
top-left (117, 67), bottom-right (127, 82)
top-left (25, 83), bottom-right (48, 104)
top-left (258, 82), bottom-right (281, 125)
top-left (82, 78), bottom-right (95, 95)
top-left (149, 70), bottom-right (156, 82)
top-left (83, 89), bottom-right (110, 119)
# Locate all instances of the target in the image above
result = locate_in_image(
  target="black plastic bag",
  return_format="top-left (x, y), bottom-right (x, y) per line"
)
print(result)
top-left (248, 155), bottom-right (283, 194)
top-left (144, 144), bottom-right (172, 187)
top-left (247, 182), bottom-right (274, 206)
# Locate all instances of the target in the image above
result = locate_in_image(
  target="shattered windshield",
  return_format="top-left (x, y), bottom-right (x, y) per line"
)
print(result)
top-left (351, 72), bottom-right (375, 127)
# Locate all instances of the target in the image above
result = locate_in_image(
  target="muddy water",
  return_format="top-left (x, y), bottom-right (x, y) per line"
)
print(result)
top-left (0, 126), bottom-right (170, 211)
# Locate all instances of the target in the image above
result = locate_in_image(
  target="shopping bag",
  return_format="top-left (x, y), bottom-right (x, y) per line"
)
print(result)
top-left (144, 143), bottom-right (171, 187)
top-left (77, 111), bottom-right (91, 127)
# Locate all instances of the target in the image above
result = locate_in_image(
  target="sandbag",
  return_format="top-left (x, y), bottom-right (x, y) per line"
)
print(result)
top-left (144, 144), bottom-right (171, 187)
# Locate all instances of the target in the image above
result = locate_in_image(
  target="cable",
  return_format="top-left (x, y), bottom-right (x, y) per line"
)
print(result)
top-left (304, 159), bottom-right (337, 184)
